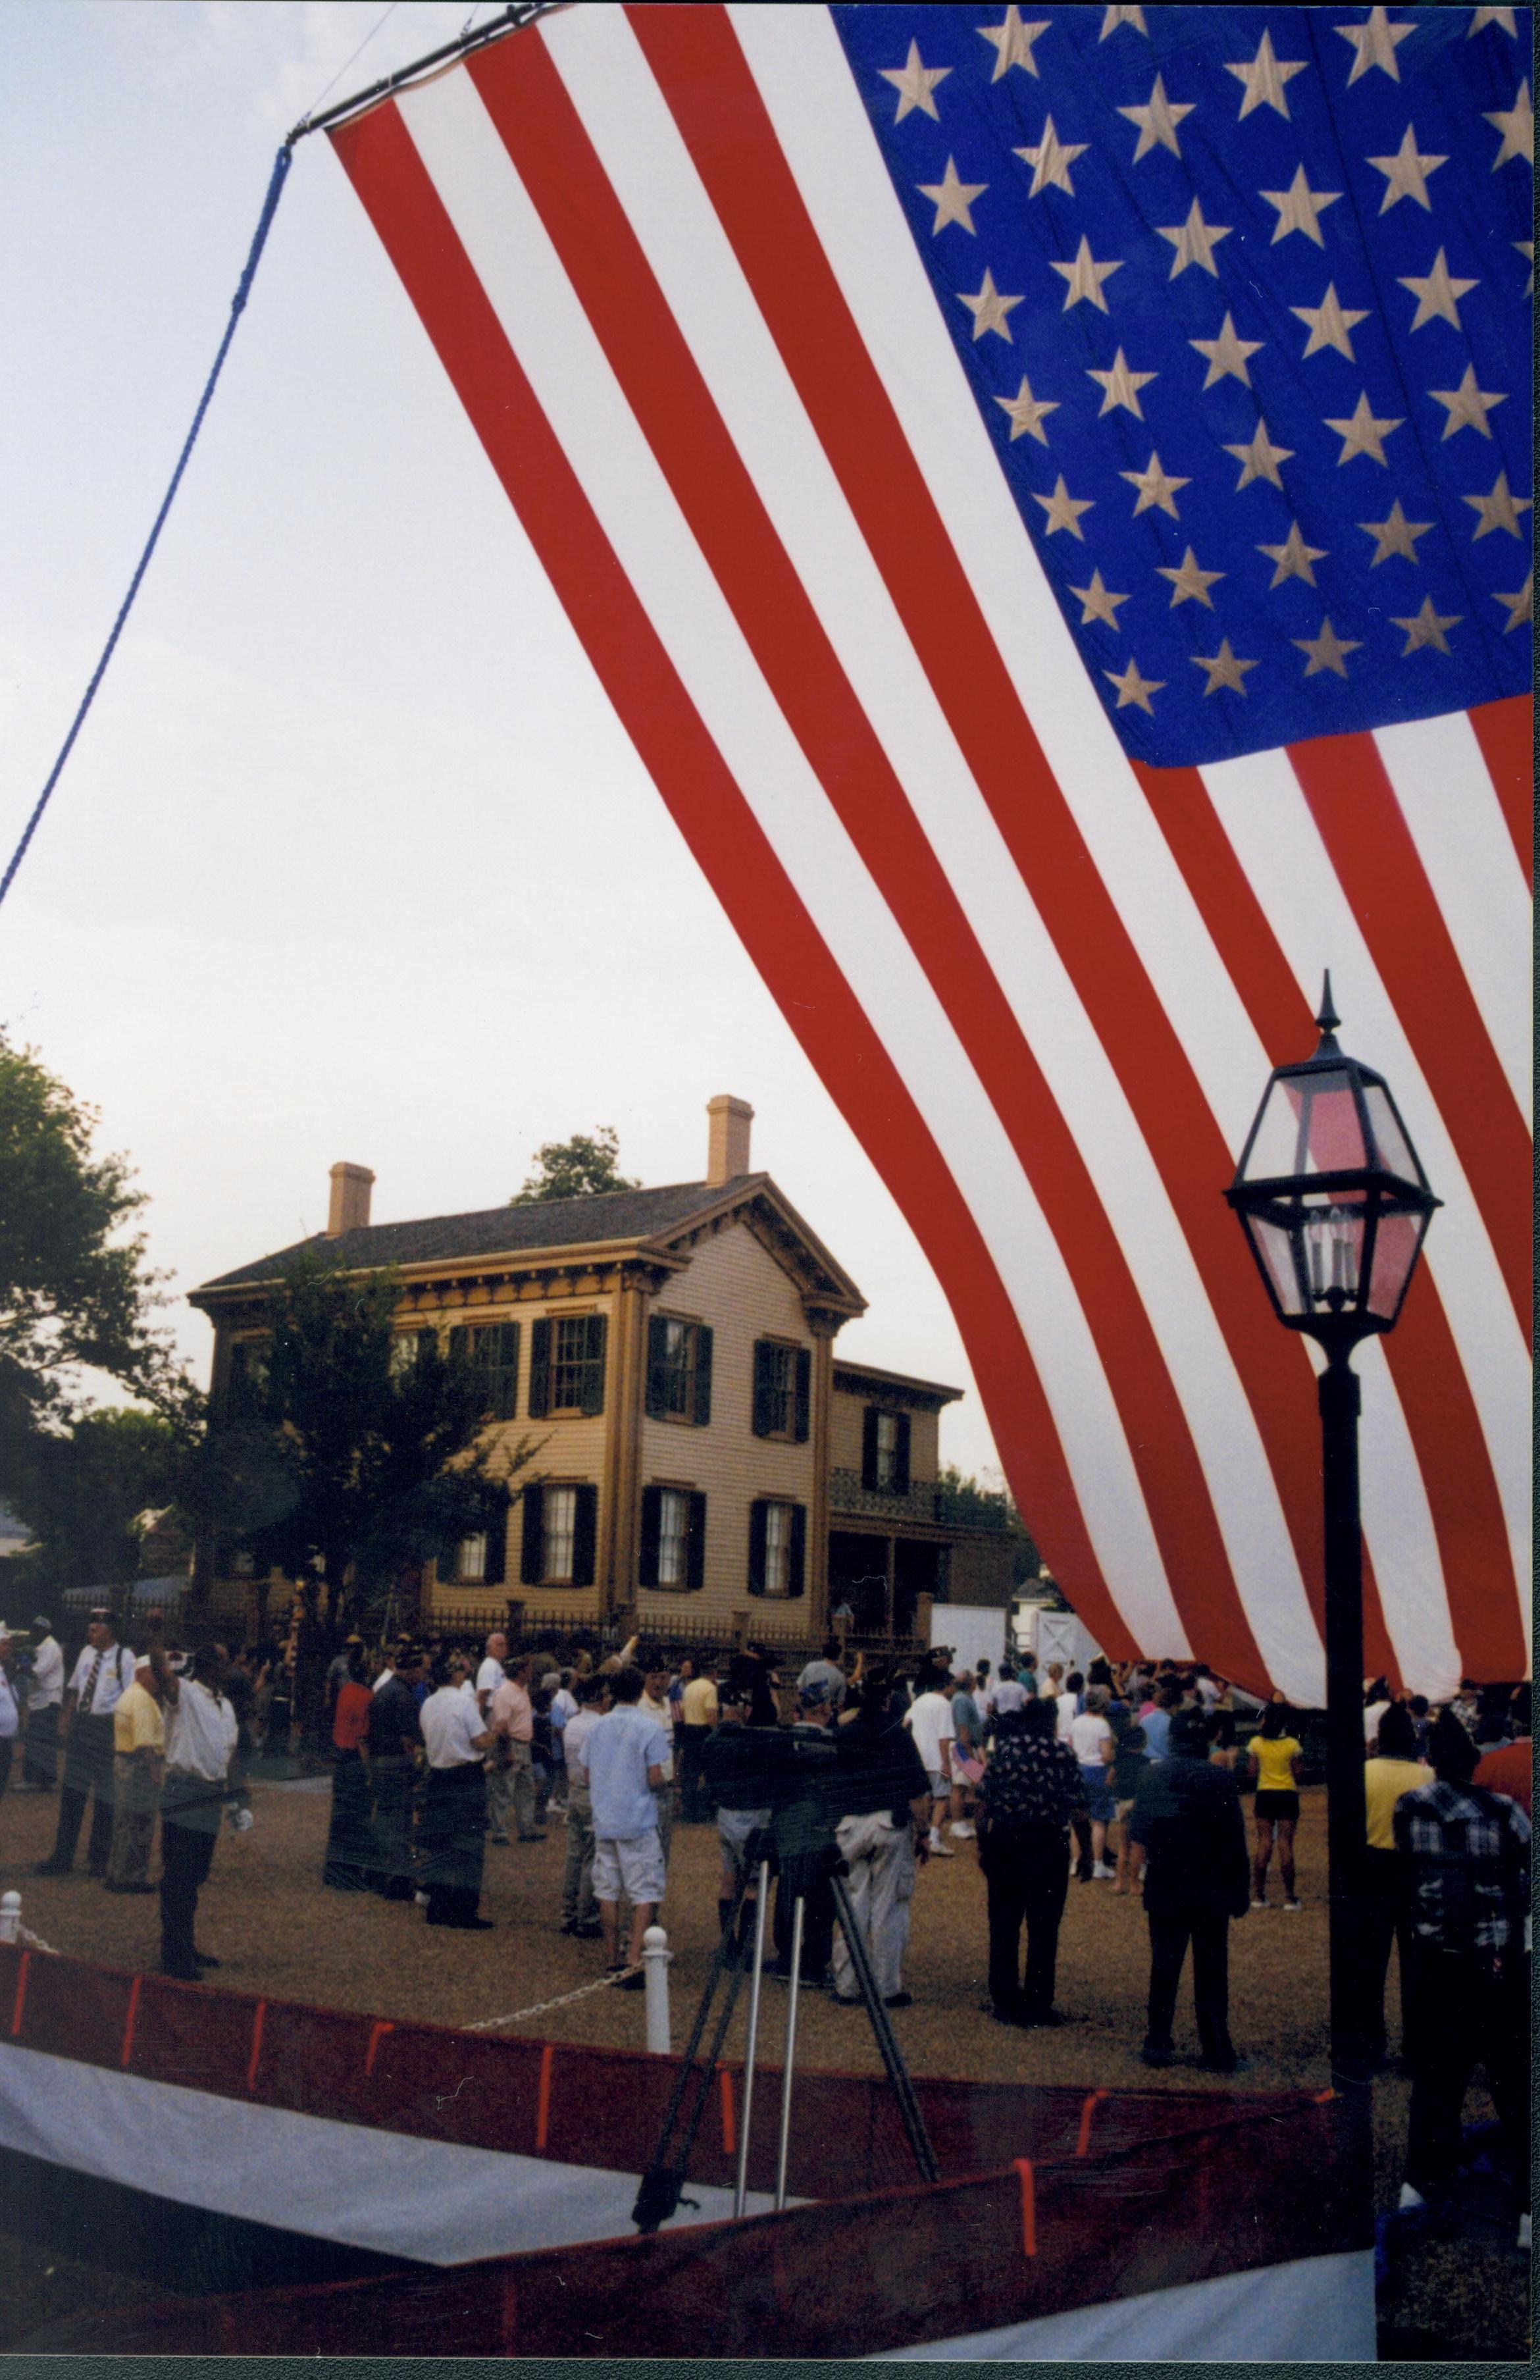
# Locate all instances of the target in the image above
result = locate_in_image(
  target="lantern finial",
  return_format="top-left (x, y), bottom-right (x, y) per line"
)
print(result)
top-left (1314, 970), bottom-right (1342, 1058)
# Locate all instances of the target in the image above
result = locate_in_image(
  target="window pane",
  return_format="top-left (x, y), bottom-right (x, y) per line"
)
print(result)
top-left (544, 1486), bottom-right (577, 1580)
top-left (553, 1318), bottom-right (595, 1410)
top-left (458, 1534), bottom-right (487, 1583)
top-left (763, 1501), bottom-right (790, 1595)
top-left (658, 1488), bottom-right (688, 1587)
top-left (875, 1411), bottom-right (898, 1489)
top-left (661, 1320), bottom-right (694, 1418)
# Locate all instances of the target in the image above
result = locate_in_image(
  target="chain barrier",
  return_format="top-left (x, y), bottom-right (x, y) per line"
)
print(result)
top-left (462, 1962), bottom-right (642, 2032)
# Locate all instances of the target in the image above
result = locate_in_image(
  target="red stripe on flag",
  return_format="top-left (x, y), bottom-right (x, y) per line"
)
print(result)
top-left (328, 99), bottom-right (1135, 1659)
top-left (1286, 734), bottom-right (1530, 1340)
top-left (625, 2), bottom-right (1338, 1653)
top-left (466, 31), bottom-right (1260, 1674)
top-left (1466, 695), bottom-right (1533, 889)
top-left (1131, 756), bottom-right (1521, 1683)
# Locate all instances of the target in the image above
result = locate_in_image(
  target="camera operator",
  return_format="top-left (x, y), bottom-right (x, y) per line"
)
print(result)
top-left (829, 1667), bottom-right (931, 2010)
top-left (769, 1677), bottom-right (842, 1986)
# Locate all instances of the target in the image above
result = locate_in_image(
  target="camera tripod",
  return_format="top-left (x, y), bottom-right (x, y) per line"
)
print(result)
top-left (632, 1826), bottom-right (938, 2234)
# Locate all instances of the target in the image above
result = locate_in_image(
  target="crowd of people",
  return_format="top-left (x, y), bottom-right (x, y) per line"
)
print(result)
top-left (1, 1606), bottom-right (1527, 2247)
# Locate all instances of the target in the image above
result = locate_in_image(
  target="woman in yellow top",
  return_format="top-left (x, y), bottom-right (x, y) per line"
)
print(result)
top-left (1246, 1699), bottom-right (1302, 1910)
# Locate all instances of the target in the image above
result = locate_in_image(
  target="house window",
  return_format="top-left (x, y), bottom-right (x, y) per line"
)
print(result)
top-left (448, 1320), bottom-right (520, 1420)
top-left (390, 1327), bottom-right (436, 1378)
top-left (528, 1315), bottom-right (607, 1416)
top-left (752, 1340), bottom-right (811, 1441)
top-left (646, 1316), bottom-right (714, 1425)
top-left (226, 1337), bottom-right (270, 1416)
top-left (519, 1482), bottom-right (598, 1586)
top-left (441, 1523), bottom-right (504, 1588)
top-left (863, 1407), bottom-right (911, 1495)
top-left (749, 1497), bottom-right (806, 1599)
top-left (640, 1484), bottom-right (706, 1591)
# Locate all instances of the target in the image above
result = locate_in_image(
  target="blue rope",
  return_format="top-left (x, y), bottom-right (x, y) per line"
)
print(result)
top-left (0, 143), bottom-right (293, 916)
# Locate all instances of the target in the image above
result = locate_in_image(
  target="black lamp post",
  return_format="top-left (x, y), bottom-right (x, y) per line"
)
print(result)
top-left (1225, 975), bottom-right (1440, 2100)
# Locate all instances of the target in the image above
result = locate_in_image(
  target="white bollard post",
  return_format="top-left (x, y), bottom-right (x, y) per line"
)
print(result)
top-left (0, 1893), bottom-right (20, 1945)
top-left (642, 1924), bottom-right (671, 2055)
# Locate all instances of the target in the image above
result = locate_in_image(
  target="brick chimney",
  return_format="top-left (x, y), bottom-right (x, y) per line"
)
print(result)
top-left (706, 1095), bottom-right (754, 1187)
top-left (327, 1162), bottom-right (374, 1237)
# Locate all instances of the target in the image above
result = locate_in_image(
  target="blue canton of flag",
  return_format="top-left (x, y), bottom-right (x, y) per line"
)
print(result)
top-left (833, 5), bottom-right (1533, 765)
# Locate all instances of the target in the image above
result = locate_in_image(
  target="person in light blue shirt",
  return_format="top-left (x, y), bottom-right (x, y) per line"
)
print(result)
top-left (585, 1667), bottom-right (670, 1982)
top-left (1141, 1685), bottom-right (1182, 1765)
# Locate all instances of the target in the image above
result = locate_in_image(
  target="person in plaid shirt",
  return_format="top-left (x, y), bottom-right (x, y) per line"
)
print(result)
top-left (1393, 1709), bottom-right (1529, 2243)
top-left (976, 1697), bottom-right (1083, 2029)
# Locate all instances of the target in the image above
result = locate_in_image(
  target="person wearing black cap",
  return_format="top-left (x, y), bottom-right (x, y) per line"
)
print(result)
top-left (21, 1617), bottom-right (63, 1791)
top-left (1393, 1707), bottom-right (1529, 2246)
top-left (36, 1607), bottom-right (136, 1876)
top-left (1127, 1705), bottom-right (1250, 2071)
top-left (700, 1672), bottom-right (780, 1946)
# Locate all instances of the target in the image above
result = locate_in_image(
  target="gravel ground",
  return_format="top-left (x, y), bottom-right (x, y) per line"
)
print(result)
top-left (0, 1776), bottom-right (1526, 2358)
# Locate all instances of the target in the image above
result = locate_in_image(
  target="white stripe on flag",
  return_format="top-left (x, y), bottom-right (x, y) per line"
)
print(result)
top-left (1372, 715), bottom-right (1531, 1116)
top-left (396, 64), bottom-right (1191, 1650)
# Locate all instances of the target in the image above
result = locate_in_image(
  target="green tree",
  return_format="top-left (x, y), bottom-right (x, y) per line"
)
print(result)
top-left (511, 1125), bottom-right (640, 1204)
top-left (3, 1406), bottom-right (186, 1608)
top-left (936, 1463), bottom-right (1042, 1587)
top-left (0, 1034), bottom-right (188, 1470)
top-left (206, 1253), bottom-right (537, 1647)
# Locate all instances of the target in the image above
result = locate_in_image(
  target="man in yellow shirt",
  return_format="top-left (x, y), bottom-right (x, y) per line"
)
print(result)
top-left (103, 1664), bottom-right (165, 1894)
top-left (1363, 1703), bottom-right (1426, 2067)
top-left (678, 1663), bottom-right (719, 1823)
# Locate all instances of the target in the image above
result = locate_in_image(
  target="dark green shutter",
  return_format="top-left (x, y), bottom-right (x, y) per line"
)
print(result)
top-left (894, 1412), bottom-right (911, 1497)
top-left (449, 1326), bottom-right (469, 1366)
top-left (788, 1503), bottom-right (807, 1598)
top-left (793, 1347), bottom-right (811, 1443)
top-left (528, 1319), bottom-right (552, 1416)
top-left (572, 1485), bottom-right (598, 1586)
top-left (693, 1325), bottom-right (713, 1426)
top-left (484, 1508), bottom-right (507, 1586)
top-left (686, 1491), bottom-right (707, 1591)
top-left (580, 1315), bottom-right (607, 1415)
top-left (861, 1406), bottom-right (881, 1491)
top-left (417, 1328), bottom-right (435, 1361)
top-left (491, 1321), bottom-right (520, 1420)
top-left (747, 1499), bottom-right (767, 1595)
top-left (520, 1484), bottom-right (545, 1584)
top-left (751, 1341), bottom-right (773, 1437)
top-left (638, 1484), bottom-right (663, 1588)
top-left (645, 1315), bottom-right (669, 1418)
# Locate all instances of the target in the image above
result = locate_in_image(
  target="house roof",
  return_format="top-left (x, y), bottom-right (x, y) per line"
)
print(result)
top-left (190, 1174), bottom-right (865, 1314)
top-left (832, 1358), bottom-right (963, 1409)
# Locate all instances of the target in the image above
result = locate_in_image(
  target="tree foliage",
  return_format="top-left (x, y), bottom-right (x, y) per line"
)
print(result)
top-left (203, 1253), bottom-right (537, 1636)
top-left (936, 1463), bottom-right (1042, 1586)
top-left (0, 1034), bottom-right (190, 1471)
top-left (510, 1126), bottom-right (640, 1204)
top-left (3, 1407), bottom-right (186, 1603)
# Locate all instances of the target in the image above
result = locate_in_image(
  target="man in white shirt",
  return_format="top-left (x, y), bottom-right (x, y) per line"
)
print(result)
top-left (559, 1674), bottom-right (609, 1937)
top-left (904, 1668), bottom-right (958, 1856)
top-left (420, 1654), bottom-right (496, 1929)
top-left (475, 1632), bottom-right (508, 1719)
top-left (22, 1617), bottom-right (64, 1790)
top-left (147, 1639), bottom-right (240, 1980)
top-left (0, 1646), bottom-right (19, 1804)
top-left (37, 1608), bottom-right (137, 1877)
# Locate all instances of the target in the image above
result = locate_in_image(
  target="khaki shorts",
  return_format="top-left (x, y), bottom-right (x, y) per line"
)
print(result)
top-left (592, 1828), bottom-right (666, 1906)
top-left (1115, 1797), bottom-right (1136, 1823)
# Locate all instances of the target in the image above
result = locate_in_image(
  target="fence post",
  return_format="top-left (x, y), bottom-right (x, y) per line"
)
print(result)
top-left (0, 1894), bottom-right (21, 1945)
top-left (642, 1925), bottom-right (671, 2054)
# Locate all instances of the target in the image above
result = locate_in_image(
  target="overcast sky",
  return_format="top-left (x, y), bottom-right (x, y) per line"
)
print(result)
top-left (0, 2), bottom-right (1004, 1482)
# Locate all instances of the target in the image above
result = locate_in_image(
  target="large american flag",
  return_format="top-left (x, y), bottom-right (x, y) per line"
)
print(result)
top-left (330, 5), bottom-right (1531, 1705)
